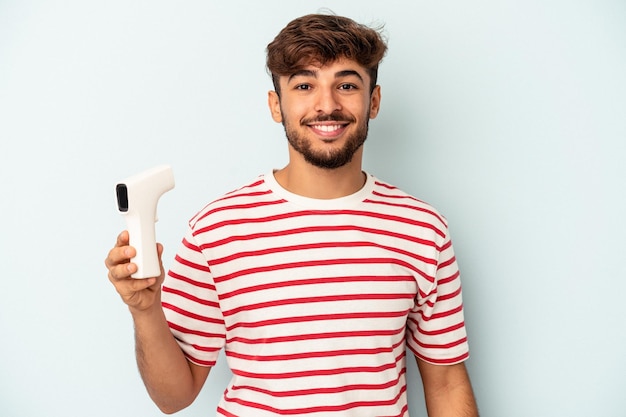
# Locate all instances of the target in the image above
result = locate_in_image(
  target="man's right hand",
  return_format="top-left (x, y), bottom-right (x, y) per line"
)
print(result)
top-left (105, 230), bottom-right (165, 312)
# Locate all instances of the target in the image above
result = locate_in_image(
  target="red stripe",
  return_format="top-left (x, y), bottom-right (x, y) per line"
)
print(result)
top-left (216, 188), bottom-right (272, 202)
top-left (380, 403), bottom-right (409, 417)
top-left (207, 179), bottom-right (269, 203)
top-left (194, 209), bottom-right (445, 238)
top-left (436, 286), bottom-right (462, 302)
top-left (172, 253), bottom-right (210, 273)
top-left (430, 304), bottom-right (464, 320)
top-left (184, 353), bottom-right (216, 367)
top-left (231, 352), bottom-right (404, 380)
top-left (162, 301), bottom-right (223, 325)
top-left (225, 309), bottom-right (410, 331)
top-left (227, 327), bottom-right (405, 345)
top-left (162, 286), bottom-right (219, 307)
top-left (214, 257), bottom-right (435, 284)
top-left (438, 270), bottom-right (460, 285)
top-left (440, 238), bottom-right (453, 251)
top-left (220, 275), bottom-right (414, 300)
top-left (167, 320), bottom-right (224, 339)
top-left (365, 195), bottom-right (446, 225)
top-left (437, 255), bottom-right (456, 271)
top-left (181, 237), bottom-right (201, 251)
top-left (416, 304), bottom-right (464, 322)
top-left (215, 178), bottom-right (265, 198)
top-left (216, 406), bottom-right (238, 417)
top-left (409, 334), bottom-right (468, 350)
top-left (167, 268), bottom-right (214, 290)
top-left (374, 180), bottom-right (398, 190)
top-left (210, 240), bottom-right (437, 267)
top-left (412, 350), bottom-right (469, 365)
top-left (200, 224), bottom-right (440, 251)
top-left (222, 292), bottom-right (414, 317)
top-left (412, 320), bottom-right (466, 337)
top-left (229, 366), bottom-right (406, 396)
top-left (190, 343), bottom-right (223, 354)
top-left (195, 198), bottom-right (284, 224)
top-left (226, 339), bottom-right (405, 362)
top-left (222, 382), bottom-right (406, 415)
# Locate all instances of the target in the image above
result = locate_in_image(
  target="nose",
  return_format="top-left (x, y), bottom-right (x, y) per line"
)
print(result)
top-left (314, 87), bottom-right (342, 114)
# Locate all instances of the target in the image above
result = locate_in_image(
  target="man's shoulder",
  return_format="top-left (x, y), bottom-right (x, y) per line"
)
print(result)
top-left (188, 173), bottom-right (274, 228)
top-left (367, 175), bottom-right (448, 228)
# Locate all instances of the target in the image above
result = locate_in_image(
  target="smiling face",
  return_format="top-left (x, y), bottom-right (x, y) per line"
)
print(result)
top-left (268, 58), bottom-right (381, 170)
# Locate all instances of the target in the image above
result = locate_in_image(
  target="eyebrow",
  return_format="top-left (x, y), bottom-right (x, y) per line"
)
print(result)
top-left (287, 69), bottom-right (364, 83)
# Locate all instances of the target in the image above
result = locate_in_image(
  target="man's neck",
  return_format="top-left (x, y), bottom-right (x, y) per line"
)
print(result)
top-left (274, 148), bottom-right (366, 200)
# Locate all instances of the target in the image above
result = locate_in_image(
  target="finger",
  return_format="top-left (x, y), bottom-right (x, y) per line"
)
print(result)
top-left (124, 276), bottom-right (157, 293)
top-left (156, 243), bottom-right (166, 279)
top-left (108, 260), bottom-right (137, 281)
top-left (104, 231), bottom-right (133, 269)
top-left (116, 230), bottom-right (130, 247)
top-left (112, 276), bottom-right (157, 308)
top-left (105, 244), bottom-right (136, 268)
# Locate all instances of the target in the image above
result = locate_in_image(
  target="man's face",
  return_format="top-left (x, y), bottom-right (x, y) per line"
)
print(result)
top-left (268, 58), bottom-right (381, 169)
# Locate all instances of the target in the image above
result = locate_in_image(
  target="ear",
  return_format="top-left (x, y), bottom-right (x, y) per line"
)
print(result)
top-left (369, 85), bottom-right (382, 119)
top-left (268, 90), bottom-right (283, 123)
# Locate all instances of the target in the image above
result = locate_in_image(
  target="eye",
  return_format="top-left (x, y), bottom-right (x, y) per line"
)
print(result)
top-left (295, 84), bottom-right (312, 91)
top-left (338, 83), bottom-right (358, 91)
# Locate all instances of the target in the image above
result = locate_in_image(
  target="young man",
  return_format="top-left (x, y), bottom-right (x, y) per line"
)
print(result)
top-left (106, 14), bottom-right (478, 417)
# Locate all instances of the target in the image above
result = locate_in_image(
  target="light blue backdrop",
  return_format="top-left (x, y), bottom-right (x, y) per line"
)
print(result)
top-left (1, 1), bottom-right (625, 416)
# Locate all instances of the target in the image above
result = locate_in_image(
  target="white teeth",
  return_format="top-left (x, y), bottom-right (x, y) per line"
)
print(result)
top-left (313, 124), bottom-right (342, 132)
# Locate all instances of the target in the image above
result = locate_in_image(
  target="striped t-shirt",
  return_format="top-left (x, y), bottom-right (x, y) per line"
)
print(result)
top-left (162, 171), bottom-right (469, 416)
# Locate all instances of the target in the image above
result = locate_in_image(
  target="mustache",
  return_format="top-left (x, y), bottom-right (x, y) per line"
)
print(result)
top-left (301, 112), bottom-right (356, 125)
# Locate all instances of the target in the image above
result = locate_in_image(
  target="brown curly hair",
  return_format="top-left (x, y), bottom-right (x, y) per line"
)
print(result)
top-left (266, 14), bottom-right (387, 95)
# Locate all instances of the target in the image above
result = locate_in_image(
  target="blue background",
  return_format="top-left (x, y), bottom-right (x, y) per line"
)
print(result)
top-left (1, 1), bottom-right (625, 415)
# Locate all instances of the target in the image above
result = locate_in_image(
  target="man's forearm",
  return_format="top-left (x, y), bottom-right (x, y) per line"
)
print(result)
top-left (424, 381), bottom-right (479, 417)
top-left (131, 304), bottom-right (202, 414)
top-left (417, 360), bottom-right (479, 417)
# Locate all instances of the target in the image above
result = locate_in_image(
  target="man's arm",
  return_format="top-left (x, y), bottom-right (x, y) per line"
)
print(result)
top-left (106, 231), bottom-right (211, 414)
top-left (131, 301), bottom-right (210, 414)
top-left (416, 358), bottom-right (479, 417)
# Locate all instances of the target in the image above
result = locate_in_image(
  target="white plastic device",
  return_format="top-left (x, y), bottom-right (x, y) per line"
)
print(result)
top-left (115, 165), bottom-right (175, 279)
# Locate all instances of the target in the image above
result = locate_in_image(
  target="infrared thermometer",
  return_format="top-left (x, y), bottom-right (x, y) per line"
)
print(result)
top-left (115, 165), bottom-right (175, 279)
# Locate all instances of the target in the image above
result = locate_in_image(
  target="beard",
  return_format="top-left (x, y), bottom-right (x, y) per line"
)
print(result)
top-left (282, 110), bottom-right (369, 169)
